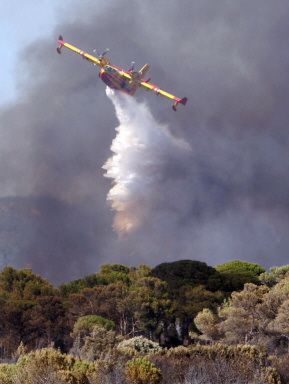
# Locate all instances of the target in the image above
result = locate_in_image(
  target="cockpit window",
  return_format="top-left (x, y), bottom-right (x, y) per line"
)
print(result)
top-left (105, 66), bottom-right (116, 73)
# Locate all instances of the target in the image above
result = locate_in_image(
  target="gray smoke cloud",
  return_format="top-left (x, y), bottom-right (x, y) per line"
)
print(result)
top-left (0, 0), bottom-right (289, 282)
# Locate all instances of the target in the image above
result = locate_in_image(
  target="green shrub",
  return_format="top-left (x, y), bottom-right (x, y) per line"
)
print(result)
top-left (125, 357), bottom-right (162, 384)
top-left (0, 364), bottom-right (16, 384)
top-left (16, 348), bottom-right (96, 384)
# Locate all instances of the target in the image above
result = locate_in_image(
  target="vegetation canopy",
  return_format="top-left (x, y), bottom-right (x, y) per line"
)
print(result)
top-left (0, 260), bottom-right (288, 383)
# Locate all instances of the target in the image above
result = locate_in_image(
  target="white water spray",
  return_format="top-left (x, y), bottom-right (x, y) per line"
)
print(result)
top-left (103, 88), bottom-right (190, 234)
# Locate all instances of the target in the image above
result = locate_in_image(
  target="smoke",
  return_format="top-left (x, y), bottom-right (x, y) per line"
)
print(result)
top-left (1, 0), bottom-right (289, 282)
top-left (103, 89), bottom-right (284, 268)
top-left (103, 87), bottom-right (190, 234)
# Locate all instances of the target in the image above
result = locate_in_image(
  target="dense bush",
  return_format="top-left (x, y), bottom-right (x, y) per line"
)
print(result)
top-left (125, 357), bottom-right (162, 384)
top-left (76, 325), bottom-right (121, 361)
top-left (117, 336), bottom-right (162, 355)
top-left (259, 264), bottom-right (289, 287)
top-left (152, 344), bottom-right (281, 384)
top-left (0, 343), bottom-right (284, 383)
top-left (0, 348), bottom-right (97, 384)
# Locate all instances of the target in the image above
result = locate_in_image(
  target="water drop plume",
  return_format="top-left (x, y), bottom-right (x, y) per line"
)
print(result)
top-left (103, 87), bottom-right (190, 234)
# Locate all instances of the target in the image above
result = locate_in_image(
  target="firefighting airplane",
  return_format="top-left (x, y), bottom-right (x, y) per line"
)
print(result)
top-left (56, 36), bottom-right (187, 111)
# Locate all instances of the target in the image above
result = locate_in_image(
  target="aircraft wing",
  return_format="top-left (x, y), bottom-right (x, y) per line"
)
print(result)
top-left (57, 36), bottom-right (102, 66)
top-left (57, 35), bottom-right (187, 110)
top-left (140, 80), bottom-right (187, 111)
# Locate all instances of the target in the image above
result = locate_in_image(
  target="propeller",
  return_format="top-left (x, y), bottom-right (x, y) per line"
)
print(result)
top-left (100, 48), bottom-right (110, 58)
top-left (93, 48), bottom-right (110, 58)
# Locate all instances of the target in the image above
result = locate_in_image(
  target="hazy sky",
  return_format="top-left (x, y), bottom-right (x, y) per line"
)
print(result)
top-left (0, 0), bottom-right (289, 283)
top-left (0, 0), bottom-right (74, 104)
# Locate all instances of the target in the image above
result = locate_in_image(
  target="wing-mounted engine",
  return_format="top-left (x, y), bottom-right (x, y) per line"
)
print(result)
top-left (93, 48), bottom-right (110, 66)
top-left (130, 71), bottom-right (141, 80)
top-left (129, 71), bottom-right (141, 86)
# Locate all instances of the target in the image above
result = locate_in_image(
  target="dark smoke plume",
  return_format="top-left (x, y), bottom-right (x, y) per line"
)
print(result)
top-left (0, 0), bottom-right (289, 282)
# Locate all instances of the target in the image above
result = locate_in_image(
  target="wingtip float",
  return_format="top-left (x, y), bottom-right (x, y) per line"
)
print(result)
top-left (56, 35), bottom-right (187, 111)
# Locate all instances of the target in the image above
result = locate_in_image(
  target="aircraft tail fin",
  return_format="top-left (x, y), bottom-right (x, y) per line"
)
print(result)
top-left (57, 35), bottom-right (64, 54)
top-left (139, 64), bottom-right (150, 77)
top-left (180, 97), bottom-right (187, 106)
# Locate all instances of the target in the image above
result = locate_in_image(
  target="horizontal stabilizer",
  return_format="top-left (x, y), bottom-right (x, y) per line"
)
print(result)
top-left (172, 97), bottom-right (188, 111)
top-left (139, 63), bottom-right (150, 77)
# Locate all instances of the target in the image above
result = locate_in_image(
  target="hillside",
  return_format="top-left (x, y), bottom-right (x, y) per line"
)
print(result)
top-left (0, 196), bottom-right (104, 283)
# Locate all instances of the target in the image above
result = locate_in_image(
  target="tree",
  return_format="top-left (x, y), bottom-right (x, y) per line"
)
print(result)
top-left (77, 325), bottom-right (120, 361)
top-left (126, 277), bottom-right (172, 340)
top-left (96, 264), bottom-right (131, 286)
top-left (194, 308), bottom-right (220, 340)
top-left (59, 274), bottom-right (100, 296)
top-left (23, 296), bottom-right (70, 350)
top-left (0, 267), bottom-right (55, 300)
top-left (215, 260), bottom-right (265, 291)
top-left (150, 262), bottom-right (225, 345)
top-left (256, 278), bottom-right (289, 331)
top-left (197, 273), bottom-right (289, 350)
top-left (67, 283), bottom-right (130, 336)
top-left (269, 299), bottom-right (289, 334)
top-left (128, 265), bottom-right (151, 282)
top-left (151, 260), bottom-right (222, 292)
top-left (73, 314), bottom-right (115, 336)
top-left (0, 300), bottom-right (29, 355)
top-left (169, 285), bottom-right (224, 344)
top-left (218, 283), bottom-right (268, 343)
top-left (259, 264), bottom-right (289, 287)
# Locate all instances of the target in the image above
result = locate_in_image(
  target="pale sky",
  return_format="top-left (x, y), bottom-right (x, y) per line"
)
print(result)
top-left (0, 0), bottom-right (74, 105)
